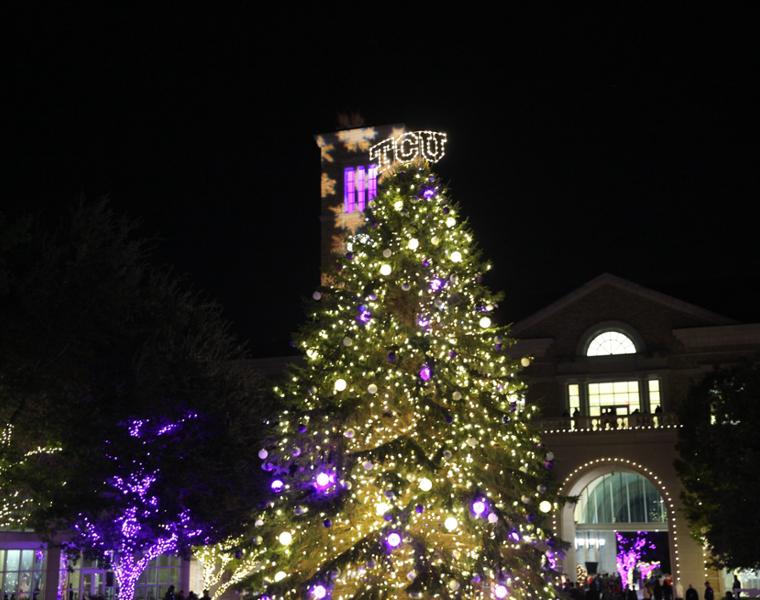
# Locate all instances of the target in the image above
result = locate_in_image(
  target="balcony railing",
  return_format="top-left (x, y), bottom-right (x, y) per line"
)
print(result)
top-left (537, 412), bottom-right (680, 433)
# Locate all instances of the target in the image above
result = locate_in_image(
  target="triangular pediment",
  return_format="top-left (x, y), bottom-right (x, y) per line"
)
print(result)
top-left (512, 273), bottom-right (735, 336)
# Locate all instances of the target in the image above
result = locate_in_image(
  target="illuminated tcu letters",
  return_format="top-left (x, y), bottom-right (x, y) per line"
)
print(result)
top-left (369, 130), bottom-right (448, 173)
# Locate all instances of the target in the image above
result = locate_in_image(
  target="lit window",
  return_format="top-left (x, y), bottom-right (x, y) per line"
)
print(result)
top-left (586, 331), bottom-right (637, 356)
top-left (574, 472), bottom-right (666, 525)
top-left (568, 384), bottom-right (580, 415)
top-left (344, 165), bottom-right (378, 213)
top-left (648, 379), bottom-right (661, 413)
top-left (587, 381), bottom-right (640, 417)
top-left (0, 548), bottom-right (46, 600)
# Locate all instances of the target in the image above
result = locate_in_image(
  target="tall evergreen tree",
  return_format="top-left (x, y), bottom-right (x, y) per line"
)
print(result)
top-left (246, 163), bottom-right (558, 599)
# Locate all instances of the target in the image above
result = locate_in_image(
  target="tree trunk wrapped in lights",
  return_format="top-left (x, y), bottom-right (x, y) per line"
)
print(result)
top-left (73, 414), bottom-right (207, 600)
top-left (246, 162), bottom-right (559, 599)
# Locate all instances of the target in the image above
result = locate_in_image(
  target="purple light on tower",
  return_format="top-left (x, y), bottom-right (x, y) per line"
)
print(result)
top-left (310, 584), bottom-right (328, 599)
top-left (417, 314), bottom-right (431, 329)
top-left (419, 364), bottom-right (432, 382)
top-left (421, 187), bottom-right (436, 199)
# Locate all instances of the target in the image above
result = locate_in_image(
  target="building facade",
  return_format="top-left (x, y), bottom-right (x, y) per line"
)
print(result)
top-left (510, 273), bottom-right (760, 595)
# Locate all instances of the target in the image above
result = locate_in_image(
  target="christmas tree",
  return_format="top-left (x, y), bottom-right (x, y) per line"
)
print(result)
top-left (250, 162), bottom-right (558, 599)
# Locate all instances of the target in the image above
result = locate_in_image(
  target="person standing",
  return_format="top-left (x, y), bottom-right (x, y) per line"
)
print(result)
top-left (732, 575), bottom-right (741, 598)
top-left (686, 584), bottom-right (699, 600)
top-left (163, 586), bottom-right (176, 600)
top-left (704, 581), bottom-right (715, 600)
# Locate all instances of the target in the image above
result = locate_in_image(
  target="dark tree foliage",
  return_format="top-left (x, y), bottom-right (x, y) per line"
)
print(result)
top-left (0, 201), bottom-right (271, 543)
top-left (675, 361), bottom-right (760, 571)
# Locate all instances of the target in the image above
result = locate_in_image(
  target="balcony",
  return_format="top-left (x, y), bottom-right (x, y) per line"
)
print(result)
top-left (536, 412), bottom-right (680, 434)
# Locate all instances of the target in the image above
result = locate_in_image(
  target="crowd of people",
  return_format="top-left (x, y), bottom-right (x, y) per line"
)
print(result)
top-left (162, 586), bottom-right (211, 600)
top-left (560, 573), bottom-right (746, 600)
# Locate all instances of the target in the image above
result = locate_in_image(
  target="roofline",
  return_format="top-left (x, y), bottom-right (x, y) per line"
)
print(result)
top-left (512, 273), bottom-right (736, 335)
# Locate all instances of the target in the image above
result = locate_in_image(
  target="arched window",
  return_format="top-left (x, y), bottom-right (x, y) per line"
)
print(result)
top-left (574, 471), bottom-right (666, 525)
top-left (586, 331), bottom-right (637, 356)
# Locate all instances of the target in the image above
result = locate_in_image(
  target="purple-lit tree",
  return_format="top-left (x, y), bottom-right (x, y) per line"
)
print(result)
top-left (615, 531), bottom-right (659, 588)
top-left (74, 413), bottom-right (208, 600)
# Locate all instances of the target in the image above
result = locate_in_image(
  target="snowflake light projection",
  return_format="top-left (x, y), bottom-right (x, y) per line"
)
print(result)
top-left (615, 531), bottom-right (660, 588)
top-left (74, 413), bottom-right (206, 600)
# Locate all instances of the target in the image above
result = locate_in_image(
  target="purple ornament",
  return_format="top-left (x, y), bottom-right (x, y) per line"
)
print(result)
top-left (422, 259), bottom-right (431, 268)
top-left (345, 252), bottom-right (354, 260)
top-left (422, 187), bottom-right (436, 199)
top-left (323, 519), bottom-right (332, 528)
top-left (357, 304), bottom-right (372, 325)
top-left (270, 479), bottom-right (284, 493)
top-left (470, 497), bottom-right (488, 518)
top-left (385, 531), bottom-right (402, 550)
top-left (419, 364), bottom-right (432, 382)
top-left (429, 278), bottom-right (445, 293)
top-left (387, 351), bottom-right (397, 363)
top-left (314, 471), bottom-right (336, 493)
top-left (448, 350), bottom-right (458, 359)
top-left (415, 504), bottom-right (424, 513)
top-left (298, 424), bottom-right (307, 433)
top-left (417, 314), bottom-right (431, 329)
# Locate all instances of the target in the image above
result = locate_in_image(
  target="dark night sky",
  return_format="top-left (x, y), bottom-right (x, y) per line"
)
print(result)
top-left (7, 7), bottom-right (760, 357)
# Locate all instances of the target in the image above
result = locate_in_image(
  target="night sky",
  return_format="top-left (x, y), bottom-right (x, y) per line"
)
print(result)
top-left (8, 7), bottom-right (760, 357)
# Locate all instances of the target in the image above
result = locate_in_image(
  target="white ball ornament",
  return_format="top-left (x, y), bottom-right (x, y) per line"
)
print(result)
top-left (449, 251), bottom-right (462, 263)
top-left (445, 217), bottom-right (456, 228)
top-left (479, 316), bottom-right (492, 328)
top-left (334, 378), bottom-right (347, 392)
top-left (407, 238), bottom-right (419, 250)
top-left (274, 571), bottom-right (287, 582)
top-left (452, 391), bottom-right (462, 400)
top-left (488, 513), bottom-right (499, 524)
top-left (520, 357), bottom-right (532, 367)
top-left (418, 478), bottom-right (433, 491)
top-left (253, 535), bottom-right (263, 545)
top-left (379, 263), bottom-right (392, 276)
top-left (444, 517), bottom-right (459, 532)
top-left (466, 437), bottom-right (478, 448)
top-left (278, 531), bottom-right (293, 546)
top-left (539, 500), bottom-right (553, 514)
top-left (448, 580), bottom-right (460, 591)
top-left (382, 248), bottom-right (392, 258)
top-left (393, 200), bottom-right (404, 211)
top-left (255, 519), bottom-right (264, 527)
top-left (363, 461), bottom-right (374, 470)
top-left (545, 451), bottom-right (555, 461)
top-left (367, 383), bottom-right (378, 394)
top-left (342, 337), bottom-right (353, 347)
top-left (258, 449), bottom-right (268, 460)
top-left (312, 291), bottom-right (322, 301)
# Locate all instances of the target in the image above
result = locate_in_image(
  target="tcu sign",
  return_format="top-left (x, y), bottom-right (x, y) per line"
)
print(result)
top-left (369, 130), bottom-right (448, 173)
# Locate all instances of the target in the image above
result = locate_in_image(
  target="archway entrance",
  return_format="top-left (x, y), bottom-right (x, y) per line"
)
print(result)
top-left (561, 469), bottom-right (673, 593)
